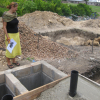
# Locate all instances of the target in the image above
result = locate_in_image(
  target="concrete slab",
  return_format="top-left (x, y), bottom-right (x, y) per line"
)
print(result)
top-left (14, 82), bottom-right (28, 95)
top-left (5, 73), bottom-right (18, 94)
top-left (35, 74), bottom-right (100, 100)
top-left (5, 73), bottom-right (28, 96)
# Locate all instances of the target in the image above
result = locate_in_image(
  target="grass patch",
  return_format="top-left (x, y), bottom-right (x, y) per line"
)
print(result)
top-left (67, 3), bottom-right (77, 6)
top-left (89, 5), bottom-right (100, 12)
top-left (26, 57), bottom-right (34, 62)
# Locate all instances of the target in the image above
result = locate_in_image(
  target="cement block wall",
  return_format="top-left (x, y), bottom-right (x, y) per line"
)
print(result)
top-left (0, 61), bottom-right (67, 99)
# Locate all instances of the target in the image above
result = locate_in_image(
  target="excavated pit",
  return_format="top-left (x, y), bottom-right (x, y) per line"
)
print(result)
top-left (15, 72), bottom-right (53, 91)
top-left (82, 65), bottom-right (100, 84)
top-left (41, 28), bottom-right (99, 46)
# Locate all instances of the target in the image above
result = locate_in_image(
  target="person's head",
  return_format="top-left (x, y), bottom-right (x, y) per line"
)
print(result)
top-left (7, 2), bottom-right (18, 12)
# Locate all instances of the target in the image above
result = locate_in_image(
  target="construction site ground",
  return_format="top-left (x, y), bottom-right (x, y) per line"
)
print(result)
top-left (0, 11), bottom-right (100, 84)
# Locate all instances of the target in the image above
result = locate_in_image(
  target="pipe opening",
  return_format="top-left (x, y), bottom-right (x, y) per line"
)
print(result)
top-left (1, 94), bottom-right (13, 100)
top-left (71, 70), bottom-right (78, 74)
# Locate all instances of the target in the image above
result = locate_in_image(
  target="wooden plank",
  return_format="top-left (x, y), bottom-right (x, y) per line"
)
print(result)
top-left (14, 75), bottom-right (70, 100)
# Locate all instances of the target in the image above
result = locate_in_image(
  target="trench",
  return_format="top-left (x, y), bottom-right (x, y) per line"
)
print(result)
top-left (82, 64), bottom-right (100, 84)
top-left (41, 28), bottom-right (99, 46)
top-left (41, 28), bottom-right (100, 84)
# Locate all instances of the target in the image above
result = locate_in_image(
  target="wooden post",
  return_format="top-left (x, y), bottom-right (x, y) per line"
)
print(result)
top-left (92, 39), bottom-right (94, 53)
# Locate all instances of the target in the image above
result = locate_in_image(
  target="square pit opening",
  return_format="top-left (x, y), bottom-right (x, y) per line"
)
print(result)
top-left (12, 61), bottom-right (67, 91)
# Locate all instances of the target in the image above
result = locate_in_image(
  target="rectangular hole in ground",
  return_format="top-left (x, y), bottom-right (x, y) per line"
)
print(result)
top-left (0, 84), bottom-right (15, 100)
top-left (18, 72), bottom-right (54, 91)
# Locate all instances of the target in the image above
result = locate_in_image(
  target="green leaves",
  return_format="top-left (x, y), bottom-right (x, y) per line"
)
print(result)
top-left (0, 0), bottom-right (93, 17)
top-left (70, 3), bottom-right (92, 16)
top-left (0, 8), bottom-right (8, 17)
top-left (17, 0), bottom-right (37, 16)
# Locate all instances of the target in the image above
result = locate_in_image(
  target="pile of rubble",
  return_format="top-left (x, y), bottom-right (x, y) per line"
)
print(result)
top-left (0, 22), bottom-right (76, 62)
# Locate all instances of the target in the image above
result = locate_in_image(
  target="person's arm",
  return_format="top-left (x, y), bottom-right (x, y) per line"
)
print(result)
top-left (3, 19), bottom-right (10, 43)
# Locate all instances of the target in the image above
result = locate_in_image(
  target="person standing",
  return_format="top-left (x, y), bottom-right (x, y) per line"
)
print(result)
top-left (2, 2), bottom-right (21, 69)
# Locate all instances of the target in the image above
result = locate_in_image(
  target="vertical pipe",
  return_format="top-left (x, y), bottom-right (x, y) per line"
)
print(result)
top-left (69, 70), bottom-right (78, 97)
top-left (1, 94), bottom-right (13, 100)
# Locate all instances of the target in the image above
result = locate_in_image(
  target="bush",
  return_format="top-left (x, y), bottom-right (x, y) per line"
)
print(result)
top-left (77, 3), bottom-right (92, 16)
top-left (69, 5), bottom-right (78, 15)
top-left (17, 0), bottom-right (37, 16)
top-left (70, 3), bottom-right (92, 16)
top-left (0, 1), bottom-right (93, 17)
top-left (61, 4), bottom-right (71, 16)
top-left (0, 7), bottom-right (8, 17)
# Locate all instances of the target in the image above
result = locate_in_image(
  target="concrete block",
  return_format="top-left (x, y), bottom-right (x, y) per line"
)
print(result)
top-left (41, 61), bottom-right (67, 80)
top-left (0, 71), bottom-right (5, 84)
top-left (15, 82), bottom-right (28, 95)
top-left (5, 74), bottom-right (19, 95)
top-left (42, 64), bottom-right (52, 78)
top-left (30, 61), bottom-right (42, 73)
top-left (32, 63), bottom-right (42, 73)
top-left (12, 65), bottom-right (32, 79)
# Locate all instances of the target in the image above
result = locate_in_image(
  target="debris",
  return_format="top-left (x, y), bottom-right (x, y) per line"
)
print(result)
top-left (0, 22), bottom-right (75, 61)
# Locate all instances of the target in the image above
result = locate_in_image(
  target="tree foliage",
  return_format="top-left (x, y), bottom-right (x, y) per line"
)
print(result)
top-left (70, 3), bottom-right (92, 16)
top-left (0, 0), bottom-right (92, 17)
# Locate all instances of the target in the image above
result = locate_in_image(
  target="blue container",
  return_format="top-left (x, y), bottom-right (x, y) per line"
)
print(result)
top-left (32, 60), bottom-right (36, 63)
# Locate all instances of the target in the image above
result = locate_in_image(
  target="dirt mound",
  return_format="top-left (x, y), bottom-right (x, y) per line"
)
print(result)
top-left (18, 11), bottom-right (73, 31)
top-left (56, 36), bottom-right (85, 46)
top-left (0, 22), bottom-right (76, 60)
top-left (81, 19), bottom-right (100, 28)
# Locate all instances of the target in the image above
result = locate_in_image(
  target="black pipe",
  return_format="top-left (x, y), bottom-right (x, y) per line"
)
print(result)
top-left (1, 94), bottom-right (13, 100)
top-left (69, 70), bottom-right (78, 97)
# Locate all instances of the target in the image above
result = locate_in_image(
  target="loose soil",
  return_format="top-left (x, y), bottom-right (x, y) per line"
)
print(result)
top-left (0, 11), bottom-right (100, 84)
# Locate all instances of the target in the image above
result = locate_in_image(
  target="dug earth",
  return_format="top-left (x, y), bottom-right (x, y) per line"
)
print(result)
top-left (0, 11), bottom-right (100, 83)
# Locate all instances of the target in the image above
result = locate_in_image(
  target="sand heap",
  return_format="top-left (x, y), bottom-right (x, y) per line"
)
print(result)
top-left (18, 11), bottom-right (73, 31)
top-left (0, 22), bottom-right (76, 60)
top-left (81, 19), bottom-right (100, 28)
